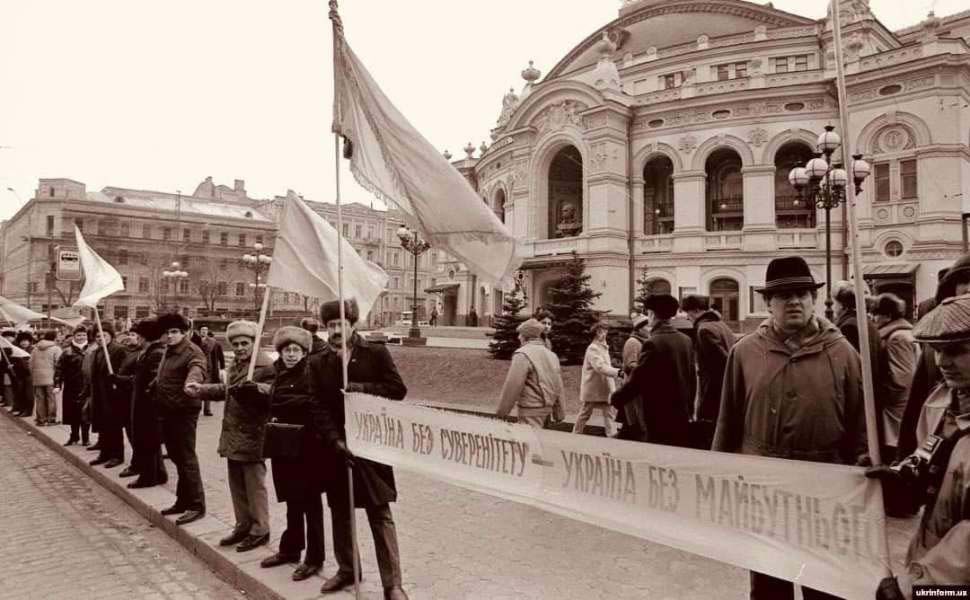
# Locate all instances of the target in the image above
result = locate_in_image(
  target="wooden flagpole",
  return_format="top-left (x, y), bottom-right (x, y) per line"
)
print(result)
top-left (830, 0), bottom-right (892, 577)
top-left (246, 285), bottom-right (273, 381)
top-left (92, 306), bottom-right (114, 375)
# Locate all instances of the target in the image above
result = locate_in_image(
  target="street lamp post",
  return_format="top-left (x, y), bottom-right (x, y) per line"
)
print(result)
top-left (241, 242), bottom-right (272, 317)
top-left (396, 225), bottom-right (431, 341)
top-left (162, 261), bottom-right (188, 313)
top-left (788, 125), bottom-right (871, 321)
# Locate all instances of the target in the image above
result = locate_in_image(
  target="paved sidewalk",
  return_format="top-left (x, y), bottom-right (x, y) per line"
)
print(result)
top-left (0, 412), bottom-right (242, 600)
top-left (3, 404), bottom-right (917, 599)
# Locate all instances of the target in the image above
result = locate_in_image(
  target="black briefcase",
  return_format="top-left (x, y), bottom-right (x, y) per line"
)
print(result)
top-left (262, 420), bottom-right (304, 459)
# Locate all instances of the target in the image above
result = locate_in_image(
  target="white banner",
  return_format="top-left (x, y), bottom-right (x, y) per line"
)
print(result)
top-left (345, 393), bottom-right (891, 599)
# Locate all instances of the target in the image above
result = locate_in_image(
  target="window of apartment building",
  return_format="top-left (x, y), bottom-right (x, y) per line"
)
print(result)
top-left (220, 232), bottom-right (228, 246)
top-left (179, 279), bottom-right (189, 294)
top-left (255, 235), bottom-right (263, 246)
top-left (180, 255), bottom-right (190, 268)
top-left (114, 305), bottom-right (129, 319)
top-left (367, 250), bottom-right (374, 261)
top-left (29, 282), bottom-right (38, 294)
top-left (138, 252), bottom-right (147, 265)
top-left (239, 233), bottom-right (247, 247)
top-left (202, 230), bottom-right (210, 244)
top-left (368, 225), bottom-right (375, 240)
top-left (235, 282), bottom-right (245, 296)
top-left (143, 224), bottom-right (151, 239)
top-left (794, 55), bottom-right (808, 71)
top-left (139, 277), bottom-right (149, 293)
top-left (159, 280), bottom-right (169, 294)
top-left (661, 71), bottom-right (685, 89)
top-left (773, 55), bottom-right (809, 73)
top-left (96, 220), bottom-right (104, 236)
top-left (217, 281), bottom-right (228, 296)
top-left (392, 252), bottom-right (399, 266)
top-left (392, 277), bottom-right (399, 289)
top-left (118, 249), bottom-right (128, 265)
top-left (874, 163), bottom-right (891, 202)
top-left (46, 215), bottom-right (54, 237)
top-left (714, 62), bottom-right (748, 81)
top-left (183, 228), bottom-right (191, 242)
top-left (342, 223), bottom-right (349, 237)
top-left (121, 276), bottom-right (128, 289)
top-left (120, 221), bottom-right (129, 237)
top-left (901, 159), bottom-right (918, 199)
top-left (163, 227), bottom-right (172, 241)
top-left (355, 224), bottom-right (362, 239)
top-left (135, 306), bottom-right (150, 319)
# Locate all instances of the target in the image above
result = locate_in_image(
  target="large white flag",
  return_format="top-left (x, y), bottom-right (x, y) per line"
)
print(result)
top-left (73, 226), bottom-right (124, 308)
top-left (332, 29), bottom-right (520, 288)
top-left (0, 296), bottom-right (47, 325)
top-left (265, 195), bottom-right (388, 320)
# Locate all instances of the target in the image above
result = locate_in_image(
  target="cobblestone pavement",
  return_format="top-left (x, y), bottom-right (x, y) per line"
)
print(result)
top-left (0, 414), bottom-right (243, 600)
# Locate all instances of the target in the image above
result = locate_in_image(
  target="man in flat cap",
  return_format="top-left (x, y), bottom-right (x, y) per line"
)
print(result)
top-left (713, 256), bottom-right (866, 600)
top-left (611, 293), bottom-right (694, 446)
top-left (496, 318), bottom-right (565, 428)
top-left (155, 312), bottom-right (208, 525)
top-left (869, 293), bottom-right (970, 599)
top-left (308, 299), bottom-right (410, 600)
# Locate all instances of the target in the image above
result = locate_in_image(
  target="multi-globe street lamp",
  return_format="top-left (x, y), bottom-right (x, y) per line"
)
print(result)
top-left (241, 242), bottom-right (272, 316)
top-left (396, 225), bottom-right (431, 340)
top-left (162, 261), bottom-right (188, 312)
top-left (787, 125), bottom-right (871, 321)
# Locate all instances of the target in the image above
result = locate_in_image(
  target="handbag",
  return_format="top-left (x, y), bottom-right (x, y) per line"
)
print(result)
top-left (262, 419), bottom-right (304, 459)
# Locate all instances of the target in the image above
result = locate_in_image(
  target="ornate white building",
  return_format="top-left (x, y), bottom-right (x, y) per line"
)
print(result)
top-left (446, 0), bottom-right (970, 330)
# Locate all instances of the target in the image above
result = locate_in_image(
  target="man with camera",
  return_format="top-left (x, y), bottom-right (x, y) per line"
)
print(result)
top-left (869, 293), bottom-right (970, 599)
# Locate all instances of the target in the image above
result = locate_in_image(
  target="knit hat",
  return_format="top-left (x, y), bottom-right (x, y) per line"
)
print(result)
top-left (158, 312), bottom-right (191, 333)
top-left (517, 318), bottom-right (545, 340)
top-left (913, 293), bottom-right (970, 345)
top-left (631, 314), bottom-right (649, 331)
top-left (273, 326), bottom-right (312, 352)
top-left (645, 294), bottom-right (680, 320)
top-left (226, 320), bottom-right (258, 342)
top-left (936, 254), bottom-right (970, 304)
top-left (132, 317), bottom-right (161, 341)
top-left (320, 299), bottom-right (359, 325)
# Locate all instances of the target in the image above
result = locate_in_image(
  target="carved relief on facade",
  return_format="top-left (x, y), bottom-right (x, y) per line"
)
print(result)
top-left (511, 162), bottom-right (529, 190)
top-left (583, 113), bottom-right (609, 130)
top-left (589, 142), bottom-right (620, 173)
top-left (678, 135), bottom-right (698, 154)
top-left (533, 100), bottom-right (588, 135)
top-left (747, 128), bottom-right (768, 148)
top-left (871, 125), bottom-right (915, 154)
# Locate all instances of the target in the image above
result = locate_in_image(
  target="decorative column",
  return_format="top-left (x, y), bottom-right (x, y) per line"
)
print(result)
top-left (741, 165), bottom-right (778, 252)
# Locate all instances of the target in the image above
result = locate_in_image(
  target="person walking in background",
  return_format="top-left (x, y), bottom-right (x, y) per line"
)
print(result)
top-left (125, 318), bottom-right (168, 489)
top-left (155, 312), bottom-right (208, 526)
top-left (11, 331), bottom-right (34, 418)
top-left (88, 324), bottom-right (129, 469)
top-left (714, 256), bottom-right (865, 600)
top-left (871, 293), bottom-right (919, 463)
top-left (682, 294), bottom-right (737, 450)
top-left (534, 308), bottom-right (554, 351)
top-left (573, 322), bottom-right (619, 437)
top-left (429, 307), bottom-right (438, 328)
top-left (300, 318), bottom-right (328, 355)
top-left (832, 280), bottom-right (882, 387)
top-left (30, 330), bottom-right (62, 426)
top-left (616, 314), bottom-right (650, 441)
top-left (258, 326), bottom-right (328, 581)
top-left (198, 325), bottom-right (225, 417)
top-left (496, 318), bottom-right (564, 428)
top-left (186, 320), bottom-right (275, 554)
top-left (611, 294), bottom-right (694, 447)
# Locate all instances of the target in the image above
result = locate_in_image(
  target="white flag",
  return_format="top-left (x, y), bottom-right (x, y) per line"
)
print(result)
top-left (0, 335), bottom-right (30, 359)
top-left (332, 31), bottom-right (520, 288)
top-left (265, 195), bottom-right (388, 320)
top-left (73, 226), bottom-right (124, 308)
top-left (0, 296), bottom-right (47, 326)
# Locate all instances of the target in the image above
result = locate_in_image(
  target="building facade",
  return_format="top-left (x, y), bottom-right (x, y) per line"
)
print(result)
top-left (457, 0), bottom-right (970, 329)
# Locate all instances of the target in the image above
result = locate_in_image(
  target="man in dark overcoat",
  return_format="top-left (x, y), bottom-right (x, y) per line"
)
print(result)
top-left (682, 294), bottom-right (737, 449)
top-left (611, 294), bottom-right (695, 447)
top-left (55, 326), bottom-right (90, 446)
top-left (88, 324), bottom-right (129, 468)
top-left (309, 299), bottom-right (409, 600)
top-left (112, 326), bottom-right (145, 478)
top-left (124, 318), bottom-right (168, 488)
top-left (156, 312), bottom-right (208, 525)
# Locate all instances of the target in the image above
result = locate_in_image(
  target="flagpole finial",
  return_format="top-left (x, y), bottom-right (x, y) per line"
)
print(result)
top-left (328, 0), bottom-right (344, 35)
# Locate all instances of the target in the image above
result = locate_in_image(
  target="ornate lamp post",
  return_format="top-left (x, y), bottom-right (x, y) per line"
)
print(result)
top-left (788, 125), bottom-right (871, 321)
top-left (396, 225), bottom-right (431, 341)
top-left (241, 242), bottom-right (272, 316)
top-left (162, 261), bottom-right (188, 312)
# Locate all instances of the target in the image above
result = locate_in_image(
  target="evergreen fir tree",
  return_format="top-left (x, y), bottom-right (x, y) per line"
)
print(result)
top-left (633, 266), bottom-right (653, 315)
top-left (546, 253), bottom-right (602, 364)
top-left (487, 286), bottom-right (528, 360)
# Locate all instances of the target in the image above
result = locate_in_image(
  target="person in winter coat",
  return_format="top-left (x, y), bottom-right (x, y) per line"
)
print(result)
top-left (0, 328), bottom-right (16, 409)
top-left (155, 312), bottom-right (208, 526)
top-left (833, 280), bottom-right (882, 385)
top-left (11, 331), bottom-right (34, 418)
top-left (496, 318), bottom-right (565, 428)
top-left (111, 324), bottom-right (148, 478)
top-left (87, 324), bottom-right (130, 469)
top-left (124, 318), bottom-right (168, 489)
top-left (186, 321), bottom-right (275, 554)
top-left (300, 318), bottom-right (328, 356)
top-left (682, 294), bottom-right (737, 450)
top-left (573, 322), bottom-right (619, 436)
top-left (868, 294), bottom-right (970, 599)
top-left (30, 330), bottom-right (62, 425)
top-left (616, 314), bottom-right (650, 441)
top-left (55, 326), bottom-right (90, 445)
top-left (198, 326), bottom-right (225, 417)
top-left (612, 294), bottom-right (695, 447)
top-left (309, 299), bottom-right (410, 600)
top-left (713, 256), bottom-right (866, 600)
top-left (871, 293), bottom-right (919, 462)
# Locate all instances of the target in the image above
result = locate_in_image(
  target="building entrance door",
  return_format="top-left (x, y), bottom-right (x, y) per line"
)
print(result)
top-left (443, 291), bottom-right (457, 326)
top-left (710, 278), bottom-right (740, 323)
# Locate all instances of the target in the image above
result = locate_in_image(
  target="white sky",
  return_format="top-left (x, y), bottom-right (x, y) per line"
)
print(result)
top-left (0, 0), bottom-right (962, 221)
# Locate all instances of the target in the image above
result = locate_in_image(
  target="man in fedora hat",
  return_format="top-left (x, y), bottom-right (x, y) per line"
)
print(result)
top-left (713, 256), bottom-right (866, 600)
top-left (867, 293), bottom-right (970, 599)
top-left (612, 294), bottom-right (694, 446)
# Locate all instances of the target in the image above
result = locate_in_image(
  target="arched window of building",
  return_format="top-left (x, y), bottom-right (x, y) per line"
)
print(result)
top-left (710, 278), bottom-right (739, 322)
top-left (705, 148), bottom-right (743, 232)
top-left (774, 142), bottom-right (816, 229)
top-left (494, 188), bottom-right (507, 224)
top-left (548, 146), bottom-right (583, 239)
top-left (643, 156), bottom-right (675, 235)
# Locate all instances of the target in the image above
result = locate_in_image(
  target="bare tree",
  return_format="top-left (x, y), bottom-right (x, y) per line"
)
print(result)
top-left (192, 261), bottom-right (224, 314)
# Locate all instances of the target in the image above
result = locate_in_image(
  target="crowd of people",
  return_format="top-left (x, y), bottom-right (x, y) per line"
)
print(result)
top-left (494, 254), bottom-right (969, 600)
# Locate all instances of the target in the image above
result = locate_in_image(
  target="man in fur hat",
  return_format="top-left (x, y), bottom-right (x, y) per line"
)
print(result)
top-left (186, 320), bottom-right (275, 551)
top-left (869, 293), bottom-right (970, 599)
top-left (124, 318), bottom-right (168, 488)
top-left (714, 256), bottom-right (866, 600)
top-left (88, 323), bottom-right (129, 468)
top-left (308, 299), bottom-right (410, 600)
top-left (155, 311), bottom-right (208, 525)
top-left (496, 318), bottom-right (565, 428)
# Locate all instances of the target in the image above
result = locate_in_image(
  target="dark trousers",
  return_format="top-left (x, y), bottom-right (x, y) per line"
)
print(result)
top-left (133, 448), bottom-right (167, 486)
top-left (160, 412), bottom-right (205, 511)
top-left (15, 379), bottom-right (33, 415)
top-left (750, 572), bottom-right (842, 600)
top-left (69, 423), bottom-right (90, 444)
top-left (279, 492), bottom-right (325, 566)
top-left (332, 501), bottom-right (402, 589)
top-left (97, 423), bottom-right (124, 461)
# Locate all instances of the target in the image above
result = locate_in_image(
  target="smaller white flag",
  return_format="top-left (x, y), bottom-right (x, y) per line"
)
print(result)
top-left (73, 226), bottom-right (124, 308)
top-left (0, 335), bottom-right (30, 359)
top-left (266, 196), bottom-right (388, 320)
top-left (0, 296), bottom-right (47, 325)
